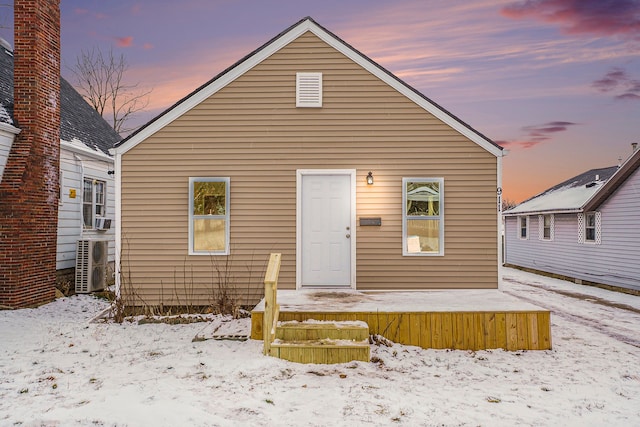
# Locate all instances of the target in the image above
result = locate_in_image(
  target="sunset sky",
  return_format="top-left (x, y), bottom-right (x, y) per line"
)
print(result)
top-left (2, 0), bottom-right (639, 202)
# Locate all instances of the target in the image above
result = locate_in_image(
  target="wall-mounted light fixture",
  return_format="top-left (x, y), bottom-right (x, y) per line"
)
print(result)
top-left (366, 171), bottom-right (374, 185)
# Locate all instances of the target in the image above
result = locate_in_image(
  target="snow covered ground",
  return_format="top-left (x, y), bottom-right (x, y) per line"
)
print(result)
top-left (1, 267), bottom-right (639, 426)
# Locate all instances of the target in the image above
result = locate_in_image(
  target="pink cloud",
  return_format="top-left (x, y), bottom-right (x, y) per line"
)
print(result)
top-left (616, 93), bottom-right (640, 100)
top-left (495, 140), bottom-right (546, 149)
top-left (498, 121), bottom-right (578, 149)
top-left (592, 67), bottom-right (628, 92)
top-left (74, 8), bottom-right (107, 19)
top-left (115, 36), bottom-right (134, 48)
top-left (501, 0), bottom-right (640, 39)
top-left (592, 67), bottom-right (640, 100)
top-left (523, 121), bottom-right (576, 134)
top-left (143, 43), bottom-right (154, 50)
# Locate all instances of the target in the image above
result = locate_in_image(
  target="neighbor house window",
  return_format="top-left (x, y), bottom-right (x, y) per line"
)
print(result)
top-left (83, 178), bottom-right (106, 229)
top-left (189, 177), bottom-right (230, 255)
top-left (578, 211), bottom-right (601, 244)
top-left (403, 178), bottom-right (444, 256)
top-left (519, 216), bottom-right (528, 240)
top-left (585, 212), bottom-right (596, 242)
top-left (539, 214), bottom-right (554, 241)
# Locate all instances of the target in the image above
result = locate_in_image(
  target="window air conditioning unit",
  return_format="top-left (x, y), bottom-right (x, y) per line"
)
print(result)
top-left (75, 239), bottom-right (108, 293)
top-left (95, 218), bottom-right (112, 231)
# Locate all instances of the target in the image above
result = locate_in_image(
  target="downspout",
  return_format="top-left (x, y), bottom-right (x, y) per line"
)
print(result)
top-left (496, 151), bottom-right (506, 291)
top-left (74, 154), bottom-right (85, 236)
top-left (114, 150), bottom-right (122, 298)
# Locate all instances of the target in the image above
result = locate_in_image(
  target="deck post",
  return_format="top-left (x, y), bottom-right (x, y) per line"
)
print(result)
top-left (263, 253), bottom-right (281, 355)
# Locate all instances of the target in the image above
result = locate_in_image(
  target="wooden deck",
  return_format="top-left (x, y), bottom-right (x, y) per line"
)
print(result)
top-left (251, 289), bottom-right (552, 351)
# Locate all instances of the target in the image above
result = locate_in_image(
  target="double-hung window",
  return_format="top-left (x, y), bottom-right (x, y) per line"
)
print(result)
top-left (519, 216), bottom-right (528, 240)
top-left (403, 178), bottom-right (444, 256)
top-left (83, 178), bottom-right (106, 229)
top-left (585, 212), bottom-right (597, 242)
top-left (578, 211), bottom-right (601, 244)
top-left (189, 177), bottom-right (230, 255)
top-left (540, 214), bottom-right (554, 240)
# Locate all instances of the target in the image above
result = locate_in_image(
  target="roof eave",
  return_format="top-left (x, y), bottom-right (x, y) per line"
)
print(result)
top-left (0, 121), bottom-right (21, 136)
top-left (503, 208), bottom-right (582, 217)
top-left (61, 139), bottom-right (114, 163)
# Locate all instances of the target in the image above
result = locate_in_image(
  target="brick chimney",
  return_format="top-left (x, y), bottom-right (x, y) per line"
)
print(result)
top-left (0, 0), bottom-right (61, 308)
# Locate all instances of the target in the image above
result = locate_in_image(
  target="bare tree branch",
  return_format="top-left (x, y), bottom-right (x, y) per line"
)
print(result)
top-left (502, 197), bottom-right (518, 211)
top-left (70, 46), bottom-right (151, 134)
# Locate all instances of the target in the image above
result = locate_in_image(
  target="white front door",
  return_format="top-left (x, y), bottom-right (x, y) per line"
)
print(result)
top-left (297, 170), bottom-right (355, 288)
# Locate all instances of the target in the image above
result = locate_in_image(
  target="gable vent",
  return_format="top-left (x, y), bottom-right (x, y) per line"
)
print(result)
top-left (296, 72), bottom-right (322, 107)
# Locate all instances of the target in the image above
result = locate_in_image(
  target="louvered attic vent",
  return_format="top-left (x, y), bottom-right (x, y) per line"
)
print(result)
top-left (296, 72), bottom-right (322, 107)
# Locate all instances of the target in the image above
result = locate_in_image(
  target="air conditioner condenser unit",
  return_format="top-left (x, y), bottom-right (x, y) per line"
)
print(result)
top-left (75, 239), bottom-right (108, 293)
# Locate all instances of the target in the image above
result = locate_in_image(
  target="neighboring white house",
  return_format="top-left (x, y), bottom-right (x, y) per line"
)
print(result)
top-left (0, 41), bottom-right (121, 274)
top-left (503, 146), bottom-right (640, 293)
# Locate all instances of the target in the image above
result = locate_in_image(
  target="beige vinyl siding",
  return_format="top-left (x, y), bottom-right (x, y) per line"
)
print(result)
top-left (120, 32), bottom-right (498, 306)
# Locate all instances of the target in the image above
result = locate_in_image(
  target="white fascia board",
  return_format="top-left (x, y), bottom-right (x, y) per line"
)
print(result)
top-left (61, 139), bottom-right (114, 163)
top-left (115, 19), bottom-right (503, 158)
top-left (503, 208), bottom-right (581, 217)
top-left (0, 122), bottom-right (21, 137)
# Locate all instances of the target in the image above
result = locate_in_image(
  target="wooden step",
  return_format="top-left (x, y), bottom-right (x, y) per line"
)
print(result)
top-left (270, 339), bottom-right (370, 364)
top-left (276, 320), bottom-right (369, 342)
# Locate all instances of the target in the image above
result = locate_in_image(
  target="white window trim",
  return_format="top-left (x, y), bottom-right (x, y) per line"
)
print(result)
top-left (518, 216), bottom-right (529, 240)
top-left (188, 177), bottom-right (230, 255)
top-left (581, 211), bottom-right (601, 245)
top-left (538, 214), bottom-right (554, 241)
top-left (296, 72), bottom-right (323, 107)
top-left (83, 177), bottom-right (107, 230)
top-left (402, 177), bottom-right (444, 256)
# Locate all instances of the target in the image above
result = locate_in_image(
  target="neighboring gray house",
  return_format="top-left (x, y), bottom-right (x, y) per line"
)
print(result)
top-left (503, 146), bottom-right (640, 293)
top-left (0, 40), bottom-right (121, 276)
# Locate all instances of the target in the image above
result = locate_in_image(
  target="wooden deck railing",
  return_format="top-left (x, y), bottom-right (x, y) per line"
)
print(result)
top-left (263, 253), bottom-right (282, 355)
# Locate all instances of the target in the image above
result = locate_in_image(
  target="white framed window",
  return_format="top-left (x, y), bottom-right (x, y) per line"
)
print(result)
top-left (580, 211), bottom-right (601, 244)
top-left (403, 178), bottom-right (444, 256)
top-left (83, 177), bottom-right (106, 229)
top-left (189, 177), bottom-right (230, 255)
top-left (296, 72), bottom-right (322, 107)
top-left (518, 216), bottom-right (529, 240)
top-left (578, 212), bottom-right (601, 244)
top-left (539, 214), bottom-right (554, 241)
top-left (585, 212), bottom-right (596, 242)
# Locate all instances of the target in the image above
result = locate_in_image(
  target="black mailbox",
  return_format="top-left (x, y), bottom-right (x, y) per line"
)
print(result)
top-left (359, 217), bottom-right (382, 226)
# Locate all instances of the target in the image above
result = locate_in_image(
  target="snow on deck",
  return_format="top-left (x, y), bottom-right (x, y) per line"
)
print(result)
top-left (253, 289), bottom-right (546, 313)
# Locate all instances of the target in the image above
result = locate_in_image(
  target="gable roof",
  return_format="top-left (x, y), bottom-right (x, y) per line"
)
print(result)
top-left (504, 148), bottom-right (640, 216)
top-left (583, 147), bottom-right (640, 212)
top-left (0, 44), bottom-right (121, 155)
top-left (115, 17), bottom-right (504, 157)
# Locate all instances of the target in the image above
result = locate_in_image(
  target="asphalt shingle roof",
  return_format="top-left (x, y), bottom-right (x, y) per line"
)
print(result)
top-left (0, 45), bottom-right (121, 155)
top-left (504, 165), bottom-right (619, 215)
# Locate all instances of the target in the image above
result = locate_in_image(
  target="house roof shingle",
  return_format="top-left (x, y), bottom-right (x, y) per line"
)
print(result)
top-left (504, 149), bottom-right (640, 216)
top-left (0, 45), bottom-right (121, 155)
